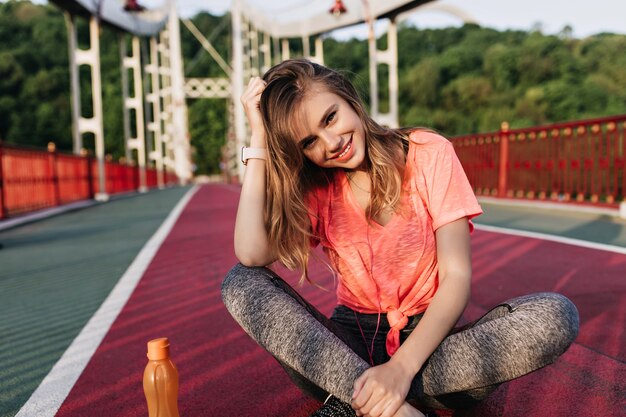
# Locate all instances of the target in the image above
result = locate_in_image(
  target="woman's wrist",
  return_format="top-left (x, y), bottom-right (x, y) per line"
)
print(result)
top-left (389, 348), bottom-right (422, 377)
top-left (242, 131), bottom-right (268, 165)
top-left (249, 132), bottom-right (266, 149)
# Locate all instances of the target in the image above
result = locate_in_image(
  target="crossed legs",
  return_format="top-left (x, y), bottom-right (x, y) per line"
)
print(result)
top-left (221, 264), bottom-right (579, 410)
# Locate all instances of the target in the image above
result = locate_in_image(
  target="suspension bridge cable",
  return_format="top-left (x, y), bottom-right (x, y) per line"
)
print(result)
top-left (181, 18), bottom-right (232, 75)
top-left (184, 15), bottom-right (230, 76)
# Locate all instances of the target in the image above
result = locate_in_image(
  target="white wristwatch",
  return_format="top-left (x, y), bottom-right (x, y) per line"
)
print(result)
top-left (241, 147), bottom-right (267, 165)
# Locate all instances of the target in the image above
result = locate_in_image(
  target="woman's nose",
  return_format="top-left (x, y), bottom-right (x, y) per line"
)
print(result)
top-left (319, 130), bottom-right (343, 154)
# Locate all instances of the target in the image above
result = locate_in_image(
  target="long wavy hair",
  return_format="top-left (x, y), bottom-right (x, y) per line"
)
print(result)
top-left (260, 59), bottom-right (409, 284)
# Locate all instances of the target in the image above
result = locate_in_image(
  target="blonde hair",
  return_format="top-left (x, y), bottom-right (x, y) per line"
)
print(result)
top-left (260, 59), bottom-right (408, 284)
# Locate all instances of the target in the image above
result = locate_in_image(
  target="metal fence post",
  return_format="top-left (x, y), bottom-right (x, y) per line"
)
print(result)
top-left (86, 153), bottom-right (95, 200)
top-left (0, 141), bottom-right (6, 219)
top-left (498, 121), bottom-right (509, 198)
top-left (48, 142), bottom-right (61, 207)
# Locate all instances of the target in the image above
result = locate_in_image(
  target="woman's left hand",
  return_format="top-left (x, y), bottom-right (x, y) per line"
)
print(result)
top-left (351, 359), bottom-right (414, 417)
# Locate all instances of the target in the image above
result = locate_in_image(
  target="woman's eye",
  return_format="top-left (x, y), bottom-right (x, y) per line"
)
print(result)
top-left (325, 111), bottom-right (336, 125)
top-left (303, 137), bottom-right (316, 149)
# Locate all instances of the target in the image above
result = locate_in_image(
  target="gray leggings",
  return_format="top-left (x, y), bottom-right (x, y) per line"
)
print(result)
top-left (221, 264), bottom-right (579, 410)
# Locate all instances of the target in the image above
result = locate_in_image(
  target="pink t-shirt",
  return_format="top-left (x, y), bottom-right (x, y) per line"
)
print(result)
top-left (308, 130), bottom-right (482, 355)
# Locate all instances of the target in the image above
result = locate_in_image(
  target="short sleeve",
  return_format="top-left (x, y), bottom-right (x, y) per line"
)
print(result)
top-left (411, 132), bottom-right (483, 231)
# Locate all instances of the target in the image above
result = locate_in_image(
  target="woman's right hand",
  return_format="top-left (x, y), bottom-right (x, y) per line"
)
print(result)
top-left (241, 76), bottom-right (267, 146)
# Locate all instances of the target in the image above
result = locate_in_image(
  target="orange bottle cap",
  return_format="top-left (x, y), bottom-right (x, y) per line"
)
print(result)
top-left (147, 337), bottom-right (170, 360)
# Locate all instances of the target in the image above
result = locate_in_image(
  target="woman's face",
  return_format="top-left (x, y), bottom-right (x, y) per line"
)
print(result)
top-left (292, 84), bottom-right (366, 171)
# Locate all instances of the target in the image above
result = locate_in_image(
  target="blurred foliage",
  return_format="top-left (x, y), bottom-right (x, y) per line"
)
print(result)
top-left (1, 0), bottom-right (626, 174)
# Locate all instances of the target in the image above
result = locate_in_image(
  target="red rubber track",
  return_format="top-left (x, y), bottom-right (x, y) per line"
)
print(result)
top-left (54, 184), bottom-right (625, 417)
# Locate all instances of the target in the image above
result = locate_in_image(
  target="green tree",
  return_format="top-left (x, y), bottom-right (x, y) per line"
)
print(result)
top-left (514, 87), bottom-right (548, 125)
top-left (483, 43), bottom-right (520, 90)
top-left (188, 98), bottom-right (227, 175)
top-left (516, 34), bottom-right (570, 86)
top-left (401, 57), bottom-right (441, 108)
top-left (0, 51), bottom-right (24, 96)
top-left (442, 75), bottom-right (492, 113)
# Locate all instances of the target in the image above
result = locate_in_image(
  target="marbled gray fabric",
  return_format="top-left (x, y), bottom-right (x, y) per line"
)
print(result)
top-left (221, 264), bottom-right (579, 410)
top-left (221, 264), bottom-right (369, 402)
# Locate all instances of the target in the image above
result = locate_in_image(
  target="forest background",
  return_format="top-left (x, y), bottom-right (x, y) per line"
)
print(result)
top-left (1, 0), bottom-right (625, 175)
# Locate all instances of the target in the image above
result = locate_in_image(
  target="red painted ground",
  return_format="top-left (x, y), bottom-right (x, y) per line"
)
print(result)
top-left (55, 184), bottom-right (625, 417)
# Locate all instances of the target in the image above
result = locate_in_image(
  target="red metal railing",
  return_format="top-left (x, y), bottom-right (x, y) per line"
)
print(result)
top-left (58, 152), bottom-right (93, 204)
top-left (452, 114), bottom-right (626, 205)
top-left (0, 142), bottom-right (178, 219)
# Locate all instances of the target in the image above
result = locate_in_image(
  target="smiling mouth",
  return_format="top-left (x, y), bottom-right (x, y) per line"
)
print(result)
top-left (335, 137), bottom-right (352, 159)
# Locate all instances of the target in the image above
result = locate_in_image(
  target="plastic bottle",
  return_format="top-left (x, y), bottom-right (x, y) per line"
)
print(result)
top-left (143, 337), bottom-right (181, 417)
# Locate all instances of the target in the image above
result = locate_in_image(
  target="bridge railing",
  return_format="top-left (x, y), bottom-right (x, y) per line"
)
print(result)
top-left (451, 114), bottom-right (626, 206)
top-left (0, 142), bottom-right (178, 219)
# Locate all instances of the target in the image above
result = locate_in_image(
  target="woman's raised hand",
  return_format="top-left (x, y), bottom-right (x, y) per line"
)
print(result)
top-left (241, 76), bottom-right (267, 147)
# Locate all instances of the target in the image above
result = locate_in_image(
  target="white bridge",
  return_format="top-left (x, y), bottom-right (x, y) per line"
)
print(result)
top-left (50, 0), bottom-right (477, 188)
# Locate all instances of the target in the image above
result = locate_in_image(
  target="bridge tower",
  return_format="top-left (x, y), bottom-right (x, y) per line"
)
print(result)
top-left (53, 0), bottom-right (193, 197)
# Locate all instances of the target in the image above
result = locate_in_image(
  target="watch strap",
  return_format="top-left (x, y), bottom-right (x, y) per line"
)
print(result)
top-left (241, 147), bottom-right (267, 165)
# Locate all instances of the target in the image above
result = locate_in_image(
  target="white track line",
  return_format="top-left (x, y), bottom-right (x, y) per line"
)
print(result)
top-left (474, 223), bottom-right (626, 255)
top-left (478, 196), bottom-right (623, 217)
top-left (16, 185), bottom-right (199, 417)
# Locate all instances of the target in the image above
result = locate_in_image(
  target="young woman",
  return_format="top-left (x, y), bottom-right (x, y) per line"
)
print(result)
top-left (221, 59), bottom-right (579, 417)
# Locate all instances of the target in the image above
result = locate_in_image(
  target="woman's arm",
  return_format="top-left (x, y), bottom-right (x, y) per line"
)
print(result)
top-left (388, 216), bottom-right (471, 373)
top-left (351, 217), bottom-right (472, 417)
top-left (233, 77), bottom-right (276, 266)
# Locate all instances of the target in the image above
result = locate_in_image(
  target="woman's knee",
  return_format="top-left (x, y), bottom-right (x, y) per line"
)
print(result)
top-left (544, 293), bottom-right (579, 350)
top-left (221, 263), bottom-right (244, 308)
top-left (221, 263), bottom-right (271, 315)
top-left (512, 292), bottom-right (579, 356)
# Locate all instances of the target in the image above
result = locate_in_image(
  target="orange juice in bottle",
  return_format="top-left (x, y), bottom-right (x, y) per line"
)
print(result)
top-left (143, 338), bottom-right (180, 417)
